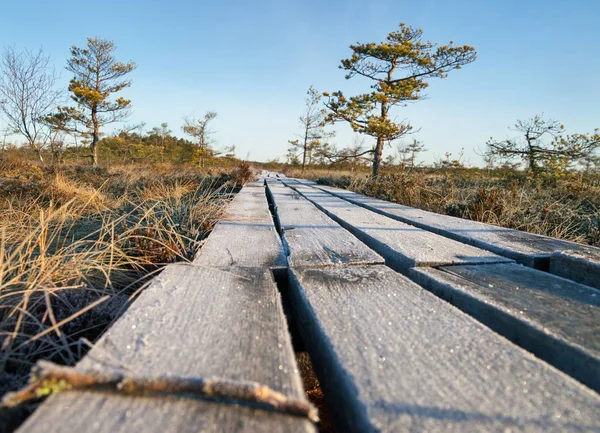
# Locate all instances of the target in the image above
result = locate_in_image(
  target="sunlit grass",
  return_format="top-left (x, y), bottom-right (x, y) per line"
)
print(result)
top-left (286, 166), bottom-right (600, 246)
top-left (0, 159), bottom-right (239, 398)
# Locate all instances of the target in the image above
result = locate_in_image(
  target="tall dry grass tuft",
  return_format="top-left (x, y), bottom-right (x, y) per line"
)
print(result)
top-left (0, 162), bottom-right (237, 429)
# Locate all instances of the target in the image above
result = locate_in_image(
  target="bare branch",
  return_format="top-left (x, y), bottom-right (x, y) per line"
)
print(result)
top-left (2, 360), bottom-right (319, 423)
top-left (0, 47), bottom-right (62, 162)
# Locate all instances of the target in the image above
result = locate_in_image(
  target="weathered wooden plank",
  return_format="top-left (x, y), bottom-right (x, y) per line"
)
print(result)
top-left (409, 263), bottom-right (600, 392)
top-left (20, 265), bottom-right (314, 433)
top-left (266, 182), bottom-right (383, 268)
top-left (313, 183), bottom-right (593, 270)
top-left (20, 181), bottom-right (313, 432)
top-left (196, 221), bottom-right (285, 268)
top-left (223, 181), bottom-right (274, 221)
top-left (288, 264), bottom-right (600, 432)
top-left (287, 178), bottom-right (316, 185)
top-left (287, 182), bottom-right (512, 269)
top-left (550, 248), bottom-right (600, 290)
top-left (194, 183), bottom-right (286, 268)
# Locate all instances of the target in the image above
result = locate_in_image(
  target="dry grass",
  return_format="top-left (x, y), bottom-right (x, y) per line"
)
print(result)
top-left (285, 166), bottom-right (600, 246)
top-left (0, 157), bottom-right (244, 429)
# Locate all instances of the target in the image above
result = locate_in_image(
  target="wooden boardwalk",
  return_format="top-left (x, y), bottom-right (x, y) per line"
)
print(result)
top-left (18, 172), bottom-right (600, 432)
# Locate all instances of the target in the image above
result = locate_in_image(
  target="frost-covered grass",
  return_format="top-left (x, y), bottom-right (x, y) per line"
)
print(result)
top-left (0, 157), bottom-right (244, 430)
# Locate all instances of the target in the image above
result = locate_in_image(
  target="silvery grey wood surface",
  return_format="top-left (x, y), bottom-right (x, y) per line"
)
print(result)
top-left (266, 181), bottom-right (383, 268)
top-left (410, 263), bottom-right (600, 392)
top-left (288, 177), bottom-right (600, 391)
top-left (194, 182), bottom-right (286, 268)
top-left (20, 180), bottom-right (313, 433)
top-left (287, 182), bottom-right (512, 269)
top-left (311, 183), bottom-right (595, 270)
top-left (288, 264), bottom-right (600, 433)
top-left (20, 266), bottom-right (313, 433)
top-left (550, 248), bottom-right (600, 290)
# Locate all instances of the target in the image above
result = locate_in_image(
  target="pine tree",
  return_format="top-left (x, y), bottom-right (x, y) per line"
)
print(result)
top-left (46, 38), bottom-right (136, 166)
top-left (324, 23), bottom-right (476, 177)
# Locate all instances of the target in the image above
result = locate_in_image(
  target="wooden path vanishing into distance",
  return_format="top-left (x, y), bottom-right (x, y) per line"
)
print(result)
top-left (18, 171), bottom-right (600, 432)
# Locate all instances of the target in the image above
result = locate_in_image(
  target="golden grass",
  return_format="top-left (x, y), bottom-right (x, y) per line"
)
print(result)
top-left (0, 160), bottom-right (239, 405)
top-left (286, 166), bottom-right (600, 246)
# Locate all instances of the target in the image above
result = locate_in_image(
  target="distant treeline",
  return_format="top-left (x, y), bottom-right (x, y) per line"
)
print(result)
top-left (0, 126), bottom-right (240, 168)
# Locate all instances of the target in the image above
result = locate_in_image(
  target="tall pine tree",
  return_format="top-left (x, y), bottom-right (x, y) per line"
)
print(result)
top-left (324, 23), bottom-right (476, 177)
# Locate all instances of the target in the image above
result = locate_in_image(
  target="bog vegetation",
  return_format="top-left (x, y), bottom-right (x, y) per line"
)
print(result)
top-left (0, 155), bottom-right (255, 429)
top-left (0, 38), bottom-right (254, 429)
top-left (282, 164), bottom-right (600, 247)
top-left (0, 21), bottom-right (599, 430)
top-left (283, 23), bottom-right (599, 246)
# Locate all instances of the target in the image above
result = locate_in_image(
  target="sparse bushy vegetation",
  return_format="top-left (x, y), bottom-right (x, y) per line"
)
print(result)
top-left (0, 155), bottom-right (249, 429)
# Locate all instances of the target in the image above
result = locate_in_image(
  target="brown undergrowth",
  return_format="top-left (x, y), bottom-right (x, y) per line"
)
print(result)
top-left (0, 157), bottom-right (247, 430)
top-left (285, 166), bottom-right (600, 246)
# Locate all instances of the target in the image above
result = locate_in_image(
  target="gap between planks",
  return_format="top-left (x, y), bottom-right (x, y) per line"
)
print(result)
top-left (17, 179), bottom-right (314, 433)
top-left (281, 178), bottom-right (600, 394)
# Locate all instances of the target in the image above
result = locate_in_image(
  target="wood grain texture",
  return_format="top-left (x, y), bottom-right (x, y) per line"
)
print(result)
top-left (194, 183), bottom-right (286, 268)
top-left (20, 181), bottom-right (313, 433)
top-left (550, 248), bottom-right (600, 290)
top-left (312, 183), bottom-right (597, 270)
top-left (410, 263), bottom-right (600, 392)
top-left (266, 182), bottom-right (383, 268)
top-left (288, 265), bottom-right (600, 432)
top-left (19, 265), bottom-right (314, 433)
top-left (287, 182), bottom-right (512, 269)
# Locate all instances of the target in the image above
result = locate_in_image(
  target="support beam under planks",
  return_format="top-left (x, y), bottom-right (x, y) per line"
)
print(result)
top-left (19, 180), bottom-right (314, 433)
top-left (311, 183), bottom-right (596, 271)
top-left (286, 182), bottom-right (512, 269)
top-left (288, 264), bottom-right (600, 433)
top-left (266, 181), bottom-right (382, 268)
top-left (410, 263), bottom-right (600, 392)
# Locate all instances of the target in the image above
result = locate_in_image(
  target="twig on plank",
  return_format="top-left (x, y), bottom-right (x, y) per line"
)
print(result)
top-left (2, 360), bottom-right (319, 423)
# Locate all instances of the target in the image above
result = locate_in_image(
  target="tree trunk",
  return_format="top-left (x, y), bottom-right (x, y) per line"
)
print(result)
top-left (91, 108), bottom-right (99, 166)
top-left (302, 128), bottom-right (308, 171)
top-left (372, 136), bottom-right (384, 178)
top-left (35, 147), bottom-right (44, 164)
top-left (372, 100), bottom-right (388, 178)
top-left (528, 151), bottom-right (538, 177)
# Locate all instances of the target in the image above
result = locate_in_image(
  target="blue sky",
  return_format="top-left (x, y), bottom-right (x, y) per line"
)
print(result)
top-left (1, 0), bottom-right (599, 165)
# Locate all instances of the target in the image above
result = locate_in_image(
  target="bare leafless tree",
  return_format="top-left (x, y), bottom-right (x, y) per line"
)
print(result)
top-left (45, 126), bottom-right (67, 164)
top-left (316, 135), bottom-right (372, 169)
top-left (288, 86), bottom-right (334, 171)
top-left (0, 47), bottom-right (62, 163)
top-left (487, 115), bottom-right (599, 176)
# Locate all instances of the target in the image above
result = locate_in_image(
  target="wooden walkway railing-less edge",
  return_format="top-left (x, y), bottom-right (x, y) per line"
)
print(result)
top-left (18, 171), bottom-right (600, 432)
